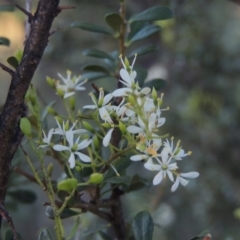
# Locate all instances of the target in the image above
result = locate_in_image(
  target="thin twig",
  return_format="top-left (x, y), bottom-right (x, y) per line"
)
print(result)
top-left (15, 4), bottom-right (33, 21)
top-left (13, 166), bottom-right (38, 184)
top-left (58, 5), bottom-right (76, 10)
top-left (0, 203), bottom-right (18, 240)
top-left (0, 63), bottom-right (15, 76)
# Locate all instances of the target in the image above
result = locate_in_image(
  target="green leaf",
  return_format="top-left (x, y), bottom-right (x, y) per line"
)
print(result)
top-left (105, 13), bottom-right (122, 33)
top-left (127, 22), bottom-right (147, 41)
top-left (126, 175), bottom-right (150, 192)
top-left (104, 176), bottom-right (132, 185)
top-left (46, 206), bottom-right (79, 219)
top-left (130, 6), bottom-right (173, 22)
top-left (8, 189), bottom-right (36, 204)
top-left (127, 25), bottom-right (161, 45)
top-left (103, 157), bottom-right (132, 180)
top-left (82, 65), bottom-right (110, 74)
top-left (128, 45), bottom-right (159, 58)
top-left (0, 5), bottom-right (14, 11)
top-left (135, 68), bottom-right (147, 88)
top-left (5, 229), bottom-right (21, 240)
top-left (143, 79), bottom-right (167, 91)
top-left (98, 231), bottom-right (113, 240)
top-left (81, 72), bottom-right (108, 82)
top-left (0, 37), bottom-right (10, 46)
top-left (66, 216), bottom-right (80, 240)
top-left (71, 21), bottom-right (113, 35)
top-left (7, 56), bottom-right (19, 69)
top-left (38, 229), bottom-right (53, 240)
top-left (83, 49), bottom-right (114, 61)
top-left (132, 211), bottom-right (154, 240)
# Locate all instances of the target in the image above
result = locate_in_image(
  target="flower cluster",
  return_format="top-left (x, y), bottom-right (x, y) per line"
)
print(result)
top-left (39, 119), bottom-right (91, 168)
top-left (83, 55), bottom-right (199, 191)
top-left (43, 56), bottom-right (199, 191)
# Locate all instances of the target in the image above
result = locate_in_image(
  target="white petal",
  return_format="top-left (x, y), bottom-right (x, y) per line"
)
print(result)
top-left (64, 92), bottom-right (75, 99)
top-left (77, 138), bottom-right (92, 150)
top-left (157, 117), bottom-right (166, 127)
top-left (53, 145), bottom-right (69, 152)
top-left (74, 152), bottom-right (91, 162)
top-left (144, 160), bottom-right (161, 171)
top-left (103, 93), bottom-right (113, 105)
top-left (83, 105), bottom-right (97, 109)
top-left (120, 69), bottom-right (131, 85)
top-left (112, 88), bottom-right (131, 97)
top-left (153, 171), bottom-right (163, 185)
top-left (103, 128), bottom-right (114, 147)
top-left (66, 130), bottom-right (74, 147)
top-left (99, 107), bottom-right (112, 123)
top-left (180, 172), bottom-right (199, 178)
top-left (179, 177), bottom-right (189, 186)
top-left (127, 126), bottom-right (143, 134)
top-left (130, 71), bottom-right (137, 83)
top-left (68, 152), bottom-right (76, 168)
top-left (140, 87), bottom-right (151, 95)
top-left (166, 170), bottom-right (174, 182)
top-left (171, 177), bottom-right (180, 192)
top-left (130, 155), bottom-right (148, 161)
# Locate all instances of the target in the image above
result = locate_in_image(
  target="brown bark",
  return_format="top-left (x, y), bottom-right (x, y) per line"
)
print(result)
top-left (0, 0), bottom-right (60, 228)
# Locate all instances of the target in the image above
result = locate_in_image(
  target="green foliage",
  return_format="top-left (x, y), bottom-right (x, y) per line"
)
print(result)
top-left (105, 13), bottom-right (122, 34)
top-left (4, 229), bottom-right (21, 240)
top-left (0, 37), bottom-right (10, 46)
top-left (143, 79), bottom-right (167, 91)
top-left (46, 206), bottom-right (79, 219)
top-left (132, 211), bottom-right (154, 240)
top-left (71, 21), bottom-right (113, 35)
top-left (7, 56), bottom-right (19, 69)
top-left (128, 45), bottom-right (159, 58)
top-left (66, 217), bottom-right (80, 240)
top-left (129, 6), bottom-right (173, 22)
top-left (82, 49), bottom-right (114, 61)
top-left (0, 5), bottom-right (14, 11)
top-left (8, 189), bottom-right (37, 204)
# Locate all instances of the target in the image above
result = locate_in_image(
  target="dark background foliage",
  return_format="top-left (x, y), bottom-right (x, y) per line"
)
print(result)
top-left (0, 0), bottom-right (240, 239)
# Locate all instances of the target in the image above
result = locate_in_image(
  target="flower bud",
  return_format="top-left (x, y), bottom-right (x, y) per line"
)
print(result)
top-left (56, 87), bottom-right (64, 98)
top-left (46, 76), bottom-right (56, 88)
top-left (20, 117), bottom-right (32, 137)
top-left (75, 166), bottom-right (82, 172)
top-left (93, 135), bottom-right (99, 150)
top-left (151, 87), bottom-right (158, 101)
top-left (69, 97), bottom-right (75, 110)
top-left (102, 123), bottom-right (111, 128)
top-left (55, 116), bottom-right (63, 125)
top-left (15, 49), bottom-right (23, 63)
top-left (119, 121), bottom-right (126, 134)
top-left (57, 178), bottom-right (78, 192)
top-left (82, 121), bottom-right (94, 132)
top-left (88, 173), bottom-right (103, 184)
top-left (47, 163), bottom-right (53, 177)
top-left (47, 107), bottom-right (58, 116)
top-left (28, 114), bottom-right (38, 129)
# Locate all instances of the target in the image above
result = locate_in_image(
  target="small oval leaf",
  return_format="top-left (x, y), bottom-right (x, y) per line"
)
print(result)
top-left (130, 6), bottom-right (173, 22)
top-left (128, 45), bottom-right (159, 58)
top-left (82, 65), bottom-right (110, 74)
top-left (105, 13), bottom-right (122, 33)
top-left (7, 56), bottom-right (19, 69)
top-left (38, 229), bottom-right (53, 240)
top-left (143, 79), bottom-right (167, 91)
top-left (83, 49), bottom-right (114, 61)
top-left (132, 211), bottom-right (154, 240)
top-left (104, 176), bottom-right (132, 185)
top-left (46, 206), bottom-right (79, 219)
top-left (127, 25), bottom-right (161, 45)
top-left (8, 189), bottom-right (36, 204)
top-left (0, 37), bottom-right (10, 46)
top-left (71, 21), bottom-right (113, 35)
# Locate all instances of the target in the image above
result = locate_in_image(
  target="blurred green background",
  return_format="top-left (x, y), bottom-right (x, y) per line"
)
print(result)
top-left (1, 0), bottom-right (240, 239)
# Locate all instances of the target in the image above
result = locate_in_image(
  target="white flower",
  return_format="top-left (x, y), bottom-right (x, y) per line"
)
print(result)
top-left (83, 88), bottom-right (113, 110)
top-left (144, 148), bottom-right (178, 185)
top-left (56, 70), bottom-right (87, 98)
top-left (38, 128), bottom-right (54, 148)
top-left (54, 119), bottom-right (87, 136)
top-left (163, 138), bottom-right (191, 160)
top-left (53, 130), bottom-right (92, 168)
top-left (171, 172), bottom-right (199, 192)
